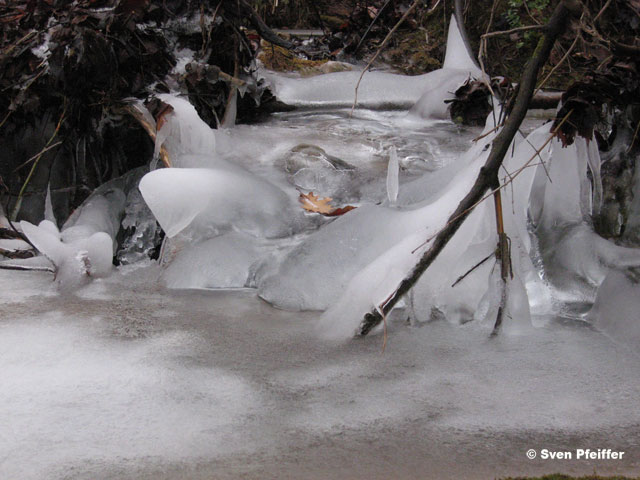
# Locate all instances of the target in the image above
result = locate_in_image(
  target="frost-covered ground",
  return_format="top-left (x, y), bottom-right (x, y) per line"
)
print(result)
top-left (1, 264), bottom-right (639, 480)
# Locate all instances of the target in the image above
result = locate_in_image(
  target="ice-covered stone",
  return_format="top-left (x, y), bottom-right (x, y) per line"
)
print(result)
top-left (161, 232), bottom-right (266, 289)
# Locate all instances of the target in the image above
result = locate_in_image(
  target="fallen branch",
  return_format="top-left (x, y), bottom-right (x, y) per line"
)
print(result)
top-left (0, 227), bottom-right (26, 240)
top-left (358, 1), bottom-right (573, 336)
top-left (0, 247), bottom-right (35, 259)
top-left (0, 263), bottom-right (54, 273)
top-left (238, 0), bottom-right (294, 50)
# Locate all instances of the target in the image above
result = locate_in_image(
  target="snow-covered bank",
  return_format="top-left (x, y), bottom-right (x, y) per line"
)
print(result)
top-left (0, 266), bottom-right (639, 479)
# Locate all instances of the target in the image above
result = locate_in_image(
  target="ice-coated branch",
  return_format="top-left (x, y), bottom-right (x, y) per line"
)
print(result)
top-left (358, 1), bottom-right (574, 336)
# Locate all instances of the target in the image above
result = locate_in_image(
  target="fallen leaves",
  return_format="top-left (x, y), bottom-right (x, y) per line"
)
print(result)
top-left (298, 191), bottom-right (356, 217)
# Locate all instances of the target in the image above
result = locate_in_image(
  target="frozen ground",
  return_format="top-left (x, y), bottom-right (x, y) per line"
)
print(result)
top-left (1, 265), bottom-right (639, 479)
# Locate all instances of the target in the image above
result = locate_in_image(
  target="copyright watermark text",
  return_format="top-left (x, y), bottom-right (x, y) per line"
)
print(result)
top-left (526, 448), bottom-right (625, 460)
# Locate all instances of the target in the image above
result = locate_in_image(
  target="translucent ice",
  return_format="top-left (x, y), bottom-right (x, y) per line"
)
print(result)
top-left (257, 125), bottom-right (495, 313)
top-left (20, 220), bottom-right (114, 290)
top-left (533, 137), bottom-right (640, 300)
top-left (161, 232), bottom-right (266, 289)
top-left (19, 186), bottom-right (126, 290)
top-left (588, 269), bottom-right (640, 347)
top-left (442, 14), bottom-right (481, 73)
top-left (117, 186), bottom-right (163, 265)
top-left (311, 123), bottom-right (552, 337)
top-left (139, 164), bottom-right (301, 240)
top-left (386, 146), bottom-right (399, 204)
top-left (152, 94), bottom-right (217, 164)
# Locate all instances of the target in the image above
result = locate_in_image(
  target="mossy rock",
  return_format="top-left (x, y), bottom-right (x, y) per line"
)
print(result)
top-left (258, 42), bottom-right (328, 73)
top-left (381, 29), bottom-right (443, 75)
top-left (258, 42), bottom-right (352, 76)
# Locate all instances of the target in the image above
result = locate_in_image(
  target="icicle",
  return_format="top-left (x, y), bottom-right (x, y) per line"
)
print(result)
top-left (586, 137), bottom-right (603, 215)
top-left (44, 182), bottom-right (56, 225)
top-left (221, 88), bottom-right (238, 129)
top-left (442, 14), bottom-right (482, 76)
top-left (386, 146), bottom-right (399, 205)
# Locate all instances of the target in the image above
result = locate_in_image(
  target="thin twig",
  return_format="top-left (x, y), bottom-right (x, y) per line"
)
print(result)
top-left (593, 0), bottom-right (613, 23)
top-left (627, 120), bottom-right (640, 154)
top-left (535, 32), bottom-right (581, 94)
top-left (11, 102), bottom-right (67, 220)
top-left (482, 24), bottom-right (545, 39)
top-left (12, 141), bottom-right (62, 173)
top-left (451, 251), bottom-right (495, 287)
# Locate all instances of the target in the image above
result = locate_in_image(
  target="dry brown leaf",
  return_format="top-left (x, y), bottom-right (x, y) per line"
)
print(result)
top-left (298, 191), bottom-right (356, 216)
top-left (325, 205), bottom-right (356, 216)
top-left (299, 191), bottom-right (334, 214)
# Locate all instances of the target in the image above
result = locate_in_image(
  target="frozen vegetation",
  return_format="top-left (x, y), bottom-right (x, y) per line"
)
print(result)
top-left (2, 14), bottom-right (640, 480)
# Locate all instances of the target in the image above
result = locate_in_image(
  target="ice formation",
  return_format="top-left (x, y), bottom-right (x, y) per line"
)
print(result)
top-left (386, 146), bottom-right (399, 204)
top-left (588, 269), bottom-right (640, 347)
top-left (161, 232), bottom-right (266, 289)
top-left (257, 123), bottom-right (498, 314)
top-left (139, 164), bottom-right (302, 240)
top-left (117, 186), bottom-right (163, 265)
top-left (151, 94), bottom-right (217, 167)
top-left (264, 15), bottom-right (480, 115)
top-left (317, 124), bottom-right (552, 338)
top-left (531, 136), bottom-right (640, 301)
top-left (19, 187), bottom-right (126, 289)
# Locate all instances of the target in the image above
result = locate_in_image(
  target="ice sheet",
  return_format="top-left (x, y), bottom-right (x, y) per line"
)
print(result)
top-left (1, 267), bottom-right (639, 479)
top-left (264, 15), bottom-right (480, 114)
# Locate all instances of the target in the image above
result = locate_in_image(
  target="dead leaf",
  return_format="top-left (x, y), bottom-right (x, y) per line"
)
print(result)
top-left (298, 191), bottom-right (356, 216)
top-left (299, 191), bottom-right (334, 214)
top-left (325, 205), bottom-right (356, 216)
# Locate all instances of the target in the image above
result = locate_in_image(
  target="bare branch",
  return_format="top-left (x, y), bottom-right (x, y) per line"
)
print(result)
top-left (358, 2), bottom-right (572, 336)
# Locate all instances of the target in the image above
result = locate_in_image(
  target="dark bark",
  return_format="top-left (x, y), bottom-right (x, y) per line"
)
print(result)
top-left (358, 1), bottom-right (573, 336)
top-left (238, 0), bottom-right (295, 50)
top-left (530, 91), bottom-right (562, 109)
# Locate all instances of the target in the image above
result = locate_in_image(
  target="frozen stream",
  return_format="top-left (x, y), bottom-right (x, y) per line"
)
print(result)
top-left (2, 107), bottom-right (640, 479)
